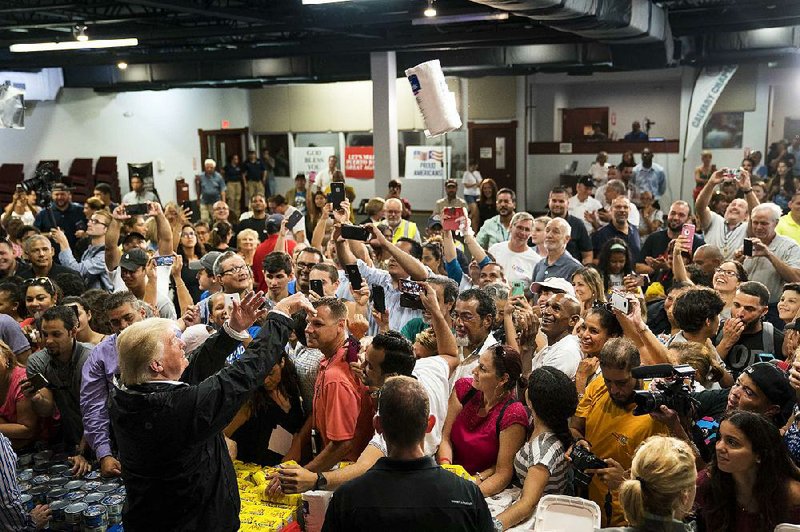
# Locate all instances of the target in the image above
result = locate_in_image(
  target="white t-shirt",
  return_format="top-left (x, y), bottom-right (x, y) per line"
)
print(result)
top-left (488, 242), bottom-right (542, 285)
top-left (312, 170), bottom-right (335, 193)
top-left (462, 170), bottom-right (482, 197)
top-left (530, 334), bottom-right (581, 379)
top-left (568, 195), bottom-right (603, 234)
top-left (589, 162), bottom-right (609, 185)
top-left (369, 355), bottom-right (450, 456)
top-left (704, 211), bottom-right (747, 261)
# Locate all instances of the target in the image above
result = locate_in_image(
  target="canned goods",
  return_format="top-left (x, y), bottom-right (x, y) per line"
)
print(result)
top-left (18, 481), bottom-right (31, 493)
top-left (47, 487), bottom-right (68, 502)
top-left (101, 494), bottom-right (124, 525)
top-left (83, 471), bottom-right (101, 481)
top-left (47, 476), bottom-right (70, 488)
top-left (28, 485), bottom-right (49, 505)
top-left (31, 474), bottom-right (50, 486)
top-left (83, 493), bottom-right (104, 505)
top-left (17, 453), bottom-right (33, 467)
top-left (82, 504), bottom-right (108, 528)
top-left (16, 468), bottom-right (33, 482)
top-left (63, 490), bottom-right (86, 503)
top-left (49, 499), bottom-right (69, 522)
top-left (33, 450), bottom-right (52, 465)
top-left (83, 481), bottom-right (103, 491)
top-left (49, 463), bottom-right (70, 476)
top-left (112, 485), bottom-right (126, 497)
top-left (19, 493), bottom-right (33, 512)
top-left (64, 502), bottom-right (88, 525)
top-left (65, 480), bottom-right (86, 492)
top-left (95, 483), bottom-right (117, 494)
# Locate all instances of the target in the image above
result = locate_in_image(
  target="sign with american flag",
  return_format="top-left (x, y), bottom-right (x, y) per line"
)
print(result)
top-left (404, 146), bottom-right (451, 179)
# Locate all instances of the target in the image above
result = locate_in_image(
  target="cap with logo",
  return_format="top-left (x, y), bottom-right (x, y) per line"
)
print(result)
top-left (188, 251), bottom-right (222, 274)
top-left (445, 179), bottom-right (457, 188)
top-left (578, 176), bottom-right (595, 188)
top-left (427, 215), bottom-right (443, 229)
top-left (742, 362), bottom-right (795, 425)
top-left (119, 248), bottom-right (148, 271)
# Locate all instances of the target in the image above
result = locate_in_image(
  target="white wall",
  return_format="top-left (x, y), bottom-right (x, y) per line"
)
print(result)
top-left (0, 87), bottom-right (250, 204)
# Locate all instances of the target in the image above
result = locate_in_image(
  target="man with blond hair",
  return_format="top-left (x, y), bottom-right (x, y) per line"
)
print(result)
top-left (110, 292), bottom-right (313, 531)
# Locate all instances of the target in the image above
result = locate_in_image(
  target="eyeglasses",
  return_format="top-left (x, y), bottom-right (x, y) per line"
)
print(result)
top-left (714, 268), bottom-right (739, 277)
top-left (88, 218), bottom-right (108, 227)
top-left (296, 261), bottom-right (317, 270)
top-left (220, 264), bottom-right (248, 276)
top-left (180, 232), bottom-right (196, 238)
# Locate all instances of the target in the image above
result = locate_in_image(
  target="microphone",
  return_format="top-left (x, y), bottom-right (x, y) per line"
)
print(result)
top-left (631, 364), bottom-right (675, 379)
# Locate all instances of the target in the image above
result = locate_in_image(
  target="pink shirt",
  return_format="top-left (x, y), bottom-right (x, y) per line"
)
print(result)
top-left (0, 366), bottom-right (26, 423)
top-left (451, 377), bottom-right (529, 475)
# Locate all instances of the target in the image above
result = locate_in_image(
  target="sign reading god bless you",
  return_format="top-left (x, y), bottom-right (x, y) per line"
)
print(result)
top-left (292, 147), bottom-right (335, 184)
top-left (344, 147), bottom-right (374, 179)
top-left (404, 146), bottom-right (452, 179)
top-left (684, 65), bottom-right (738, 151)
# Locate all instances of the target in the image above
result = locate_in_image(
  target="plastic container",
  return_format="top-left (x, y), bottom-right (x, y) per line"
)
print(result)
top-left (532, 494), bottom-right (601, 532)
top-left (47, 487), bottom-right (68, 502)
top-left (49, 463), bottom-right (70, 476)
top-left (19, 493), bottom-right (34, 512)
top-left (83, 493), bottom-right (105, 505)
top-left (101, 494), bottom-right (125, 524)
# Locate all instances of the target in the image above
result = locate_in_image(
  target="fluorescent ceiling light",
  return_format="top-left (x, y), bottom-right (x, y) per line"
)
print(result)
top-left (301, 0), bottom-right (351, 4)
top-left (413, 12), bottom-right (509, 25)
top-left (10, 38), bottom-right (138, 53)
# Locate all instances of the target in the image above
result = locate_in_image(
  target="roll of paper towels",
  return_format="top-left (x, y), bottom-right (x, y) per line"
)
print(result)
top-left (405, 60), bottom-right (462, 138)
top-left (302, 489), bottom-right (333, 532)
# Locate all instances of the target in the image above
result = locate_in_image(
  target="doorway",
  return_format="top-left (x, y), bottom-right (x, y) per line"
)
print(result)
top-left (198, 128), bottom-right (248, 168)
top-left (468, 122), bottom-right (517, 193)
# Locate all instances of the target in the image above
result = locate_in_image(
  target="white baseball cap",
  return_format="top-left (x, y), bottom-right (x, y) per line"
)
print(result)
top-left (529, 277), bottom-right (576, 297)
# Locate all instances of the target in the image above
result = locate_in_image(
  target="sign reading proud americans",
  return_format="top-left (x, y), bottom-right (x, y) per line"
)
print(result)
top-left (404, 146), bottom-right (451, 179)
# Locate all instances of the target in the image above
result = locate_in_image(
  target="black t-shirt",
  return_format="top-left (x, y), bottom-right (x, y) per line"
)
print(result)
top-left (637, 229), bottom-right (704, 263)
top-left (714, 322), bottom-right (785, 378)
top-left (691, 388), bottom-right (730, 463)
top-left (563, 214), bottom-right (593, 260)
top-left (235, 217), bottom-right (269, 242)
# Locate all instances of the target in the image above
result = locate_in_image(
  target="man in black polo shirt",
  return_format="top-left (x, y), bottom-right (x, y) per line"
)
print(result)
top-left (33, 183), bottom-right (86, 249)
top-left (323, 376), bottom-right (492, 532)
top-left (591, 196), bottom-right (642, 259)
top-left (547, 186), bottom-right (593, 265)
top-left (636, 200), bottom-right (704, 275)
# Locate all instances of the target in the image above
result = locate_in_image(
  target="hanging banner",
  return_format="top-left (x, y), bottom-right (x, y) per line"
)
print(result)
top-left (404, 146), bottom-right (452, 179)
top-left (344, 146), bottom-right (374, 179)
top-left (684, 65), bottom-right (738, 152)
top-left (292, 147), bottom-right (335, 186)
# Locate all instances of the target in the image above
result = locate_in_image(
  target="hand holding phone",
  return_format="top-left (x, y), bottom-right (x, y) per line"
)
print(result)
top-left (371, 285), bottom-right (386, 313)
top-left (511, 280), bottom-right (526, 298)
top-left (23, 373), bottom-right (49, 394)
top-left (153, 255), bottom-right (175, 268)
top-left (743, 238), bottom-right (753, 257)
top-left (345, 264), bottom-right (363, 290)
top-left (329, 182), bottom-right (346, 209)
top-left (680, 224), bottom-right (695, 253)
top-left (442, 207), bottom-right (466, 232)
top-left (125, 203), bottom-right (148, 216)
top-left (287, 210), bottom-right (304, 230)
top-left (310, 279), bottom-right (324, 297)
top-left (341, 225), bottom-right (371, 242)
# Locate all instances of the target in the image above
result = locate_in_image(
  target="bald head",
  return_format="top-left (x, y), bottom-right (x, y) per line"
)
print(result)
top-left (693, 244), bottom-right (723, 275)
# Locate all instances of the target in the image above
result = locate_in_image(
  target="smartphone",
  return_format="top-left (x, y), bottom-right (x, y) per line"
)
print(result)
top-left (371, 285), bottom-right (386, 313)
top-left (153, 255), bottom-right (175, 267)
top-left (310, 279), bottom-right (324, 297)
top-left (181, 200), bottom-right (194, 212)
top-left (610, 292), bottom-right (630, 314)
top-left (626, 273), bottom-right (650, 287)
top-left (287, 209), bottom-right (304, 230)
top-left (442, 207), bottom-right (465, 232)
top-left (345, 264), bottom-right (363, 290)
top-left (399, 279), bottom-right (425, 310)
top-left (511, 280), bottom-right (526, 298)
top-left (125, 203), bottom-right (148, 216)
top-left (26, 373), bottom-right (49, 393)
top-left (340, 225), bottom-right (371, 242)
top-left (743, 238), bottom-right (753, 256)
top-left (329, 182), bottom-right (345, 208)
top-left (224, 292), bottom-right (241, 310)
top-left (681, 224), bottom-right (695, 252)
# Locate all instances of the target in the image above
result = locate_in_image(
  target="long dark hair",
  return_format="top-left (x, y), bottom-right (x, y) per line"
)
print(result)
top-left (703, 411), bottom-right (800, 532)
top-left (527, 366), bottom-right (578, 451)
top-left (477, 178), bottom-right (498, 205)
top-left (177, 223), bottom-right (206, 259)
top-left (249, 352), bottom-right (304, 416)
top-left (597, 237), bottom-right (634, 292)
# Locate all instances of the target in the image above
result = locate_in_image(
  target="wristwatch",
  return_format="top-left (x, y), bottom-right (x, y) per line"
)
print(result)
top-left (314, 472), bottom-right (328, 491)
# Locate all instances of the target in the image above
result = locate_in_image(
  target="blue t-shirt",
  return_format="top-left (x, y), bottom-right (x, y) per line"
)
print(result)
top-left (199, 172), bottom-right (226, 204)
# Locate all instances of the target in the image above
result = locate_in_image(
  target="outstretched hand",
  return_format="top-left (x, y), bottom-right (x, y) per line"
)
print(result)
top-left (229, 291), bottom-right (268, 332)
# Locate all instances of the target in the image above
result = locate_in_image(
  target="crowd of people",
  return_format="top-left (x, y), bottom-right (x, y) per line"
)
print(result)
top-left (1, 145), bottom-right (800, 532)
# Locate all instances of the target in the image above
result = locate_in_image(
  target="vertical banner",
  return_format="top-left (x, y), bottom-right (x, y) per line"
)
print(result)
top-left (684, 65), bottom-right (738, 152)
top-left (404, 146), bottom-right (452, 179)
top-left (292, 147), bottom-right (335, 185)
top-left (344, 147), bottom-right (374, 179)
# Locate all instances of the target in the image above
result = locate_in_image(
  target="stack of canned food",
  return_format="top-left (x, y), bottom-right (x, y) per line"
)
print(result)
top-left (16, 450), bottom-right (126, 532)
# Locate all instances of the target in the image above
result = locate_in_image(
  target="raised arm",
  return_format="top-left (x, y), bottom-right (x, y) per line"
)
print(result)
top-left (372, 226), bottom-right (427, 281)
top-left (150, 202), bottom-right (173, 256)
top-left (420, 283), bottom-right (458, 371)
top-left (695, 170), bottom-right (725, 231)
top-left (671, 235), bottom-right (693, 285)
top-left (105, 205), bottom-right (127, 271)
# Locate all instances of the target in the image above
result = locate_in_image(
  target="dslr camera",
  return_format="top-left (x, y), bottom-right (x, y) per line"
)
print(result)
top-left (632, 364), bottom-right (699, 418)
top-left (571, 445), bottom-right (607, 489)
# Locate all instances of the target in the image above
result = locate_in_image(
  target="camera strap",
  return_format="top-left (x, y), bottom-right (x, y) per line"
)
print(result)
top-left (460, 386), bottom-right (517, 440)
top-left (604, 491), bottom-right (613, 525)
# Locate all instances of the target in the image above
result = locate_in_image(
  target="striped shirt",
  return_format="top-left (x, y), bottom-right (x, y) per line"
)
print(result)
top-left (0, 433), bottom-right (34, 531)
top-left (514, 431), bottom-right (570, 496)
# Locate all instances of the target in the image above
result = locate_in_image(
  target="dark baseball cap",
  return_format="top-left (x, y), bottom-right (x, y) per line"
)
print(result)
top-left (119, 248), bottom-right (148, 271)
top-left (122, 231), bottom-right (146, 246)
top-left (188, 251), bottom-right (222, 273)
top-left (427, 215), bottom-right (443, 229)
top-left (743, 362), bottom-right (796, 425)
top-left (578, 176), bottom-right (595, 188)
top-left (51, 182), bottom-right (72, 192)
top-left (266, 214), bottom-right (284, 235)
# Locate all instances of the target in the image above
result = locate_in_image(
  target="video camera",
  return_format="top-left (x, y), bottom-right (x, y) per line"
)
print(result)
top-left (20, 163), bottom-right (61, 208)
top-left (631, 364), bottom-right (699, 418)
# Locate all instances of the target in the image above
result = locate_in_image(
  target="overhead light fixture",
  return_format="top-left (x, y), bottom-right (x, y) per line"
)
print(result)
top-left (424, 0), bottom-right (437, 17)
top-left (301, 0), bottom-right (351, 4)
top-left (117, 61), bottom-right (128, 70)
top-left (74, 25), bottom-right (88, 42)
top-left (413, 11), bottom-right (509, 25)
top-left (10, 38), bottom-right (139, 53)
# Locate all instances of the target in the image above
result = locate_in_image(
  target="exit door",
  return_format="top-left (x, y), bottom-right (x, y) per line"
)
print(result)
top-left (468, 122), bottom-right (517, 193)
top-left (198, 128), bottom-right (248, 170)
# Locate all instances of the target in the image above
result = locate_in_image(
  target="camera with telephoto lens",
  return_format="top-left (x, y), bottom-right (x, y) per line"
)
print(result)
top-left (632, 364), bottom-right (699, 418)
top-left (571, 444), bottom-right (608, 488)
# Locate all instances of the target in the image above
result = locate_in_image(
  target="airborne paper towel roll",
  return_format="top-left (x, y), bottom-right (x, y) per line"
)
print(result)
top-left (405, 60), bottom-right (462, 138)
